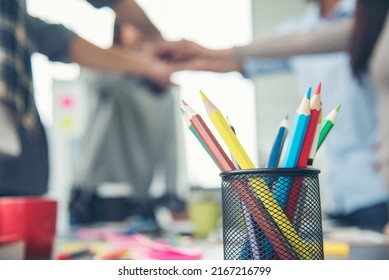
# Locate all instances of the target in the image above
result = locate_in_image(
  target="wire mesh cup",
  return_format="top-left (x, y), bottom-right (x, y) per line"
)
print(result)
top-left (220, 168), bottom-right (323, 260)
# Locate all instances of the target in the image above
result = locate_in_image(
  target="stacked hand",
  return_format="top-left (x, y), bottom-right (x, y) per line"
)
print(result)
top-left (156, 39), bottom-right (243, 73)
top-left (126, 38), bottom-right (243, 89)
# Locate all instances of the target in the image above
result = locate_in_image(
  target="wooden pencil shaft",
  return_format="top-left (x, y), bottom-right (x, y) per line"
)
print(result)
top-left (297, 109), bottom-right (321, 168)
top-left (315, 106), bottom-right (340, 151)
top-left (316, 120), bottom-right (334, 151)
top-left (267, 127), bottom-right (287, 168)
top-left (283, 113), bottom-right (310, 168)
top-left (283, 92), bottom-right (311, 168)
top-left (285, 177), bottom-right (304, 223)
top-left (307, 111), bottom-right (322, 166)
top-left (190, 115), bottom-right (235, 171)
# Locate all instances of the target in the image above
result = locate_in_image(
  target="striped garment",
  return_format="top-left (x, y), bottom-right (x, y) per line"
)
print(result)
top-left (0, 0), bottom-right (38, 131)
top-left (0, 0), bottom-right (48, 196)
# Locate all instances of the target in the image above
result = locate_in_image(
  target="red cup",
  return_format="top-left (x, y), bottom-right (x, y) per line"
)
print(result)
top-left (0, 197), bottom-right (57, 259)
top-left (0, 199), bottom-right (24, 244)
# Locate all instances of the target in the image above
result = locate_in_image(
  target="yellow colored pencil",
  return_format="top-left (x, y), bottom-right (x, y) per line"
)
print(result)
top-left (199, 90), bottom-right (255, 169)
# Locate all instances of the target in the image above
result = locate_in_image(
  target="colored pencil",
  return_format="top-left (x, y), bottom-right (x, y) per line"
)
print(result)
top-left (198, 92), bottom-right (309, 258)
top-left (185, 94), bottom-right (312, 258)
top-left (180, 108), bottom-right (221, 169)
top-left (274, 89), bottom-right (311, 210)
top-left (307, 109), bottom-right (322, 166)
top-left (199, 90), bottom-right (255, 169)
top-left (184, 99), bottom-right (310, 258)
top-left (316, 104), bottom-right (341, 151)
top-left (285, 84), bottom-right (321, 222)
top-left (282, 88), bottom-right (312, 168)
top-left (267, 115), bottom-right (289, 168)
top-left (227, 116), bottom-right (261, 260)
top-left (285, 176), bottom-right (305, 222)
top-left (182, 102), bottom-right (298, 258)
top-left (233, 178), bottom-right (298, 259)
top-left (297, 83), bottom-right (322, 168)
top-left (181, 100), bottom-right (235, 171)
top-left (249, 175), bottom-right (311, 259)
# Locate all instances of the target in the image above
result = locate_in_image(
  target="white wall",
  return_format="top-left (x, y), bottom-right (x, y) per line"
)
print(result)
top-left (137, 0), bottom-right (255, 188)
top-left (27, 0), bottom-right (254, 233)
top-left (251, 0), bottom-right (308, 166)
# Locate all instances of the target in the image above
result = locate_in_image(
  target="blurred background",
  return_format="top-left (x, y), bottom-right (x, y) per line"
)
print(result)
top-left (26, 0), bottom-right (310, 233)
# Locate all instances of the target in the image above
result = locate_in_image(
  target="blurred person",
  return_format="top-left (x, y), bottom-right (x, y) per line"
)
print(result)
top-left (0, 0), bottom-right (183, 197)
top-left (180, 0), bottom-right (389, 232)
top-left (69, 22), bottom-right (186, 226)
top-left (86, 0), bottom-right (201, 65)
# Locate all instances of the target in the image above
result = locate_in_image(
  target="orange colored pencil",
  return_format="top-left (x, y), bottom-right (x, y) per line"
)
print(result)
top-left (181, 100), bottom-right (235, 171)
top-left (297, 83), bottom-right (322, 168)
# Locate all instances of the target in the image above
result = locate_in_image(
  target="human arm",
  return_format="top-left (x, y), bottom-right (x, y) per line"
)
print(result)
top-left (86, 0), bottom-right (197, 61)
top-left (27, 15), bottom-right (180, 89)
top-left (205, 18), bottom-right (353, 61)
top-left (179, 18), bottom-right (353, 75)
top-left (233, 18), bottom-right (353, 60)
top-left (69, 37), bottom-right (176, 88)
top-left (177, 45), bottom-right (291, 77)
top-left (241, 58), bottom-right (291, 78)
top-left (86, 0), bottom-right (162, 42)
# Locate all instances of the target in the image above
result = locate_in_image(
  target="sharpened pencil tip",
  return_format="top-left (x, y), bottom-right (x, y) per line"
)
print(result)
top-left (199, 90), bottom-right (207, 101)
top-left (181, 99), bottom-right (188, 106)
top-left (315, 82), bottom-right (322, 95)
top-left (336, 103), bottom-right (341, 112)
top-left (285, 114), bottom-right (289, 120)
top-left (180, 107), bottom-right (185, 115)
top-left (306, 87), bottom-right (312, 99)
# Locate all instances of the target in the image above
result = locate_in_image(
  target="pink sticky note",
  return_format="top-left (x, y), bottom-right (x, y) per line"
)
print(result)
top-left (60, 95), bottom-right (75, 109)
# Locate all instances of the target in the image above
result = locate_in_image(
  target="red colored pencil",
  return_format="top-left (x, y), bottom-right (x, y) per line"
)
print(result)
top-left (297, 82), bottom-right (322, 168)
top-left (181, 100), bottom-right (235, 171)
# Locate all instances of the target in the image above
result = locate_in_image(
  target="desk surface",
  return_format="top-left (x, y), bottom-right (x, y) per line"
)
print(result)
top-left (54, 221), bottom-right (389, 260)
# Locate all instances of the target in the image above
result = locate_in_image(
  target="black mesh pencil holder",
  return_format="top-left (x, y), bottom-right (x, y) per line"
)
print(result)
top-left (220, 168), bottom-right (323, 260)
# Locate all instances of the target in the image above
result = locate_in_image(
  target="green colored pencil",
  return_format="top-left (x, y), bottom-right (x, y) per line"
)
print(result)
top-left (316, 104), bottom-right (341, 151)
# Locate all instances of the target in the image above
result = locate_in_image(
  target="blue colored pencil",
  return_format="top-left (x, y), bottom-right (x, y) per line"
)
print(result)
top-left (274, 88), bottom-right (311, 209)
top-left (282, 88), bottom-right (311, 168)
top-left (267, 115), bottom-right (289, 168)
